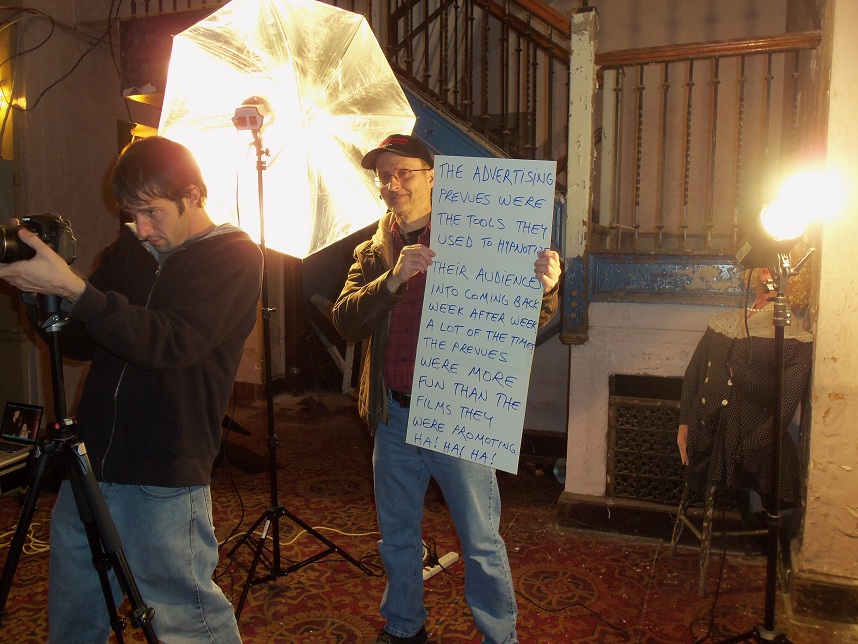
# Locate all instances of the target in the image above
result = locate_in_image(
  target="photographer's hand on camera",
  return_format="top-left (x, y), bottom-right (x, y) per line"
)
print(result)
top-left (0, 226), bottom-right (85, 302)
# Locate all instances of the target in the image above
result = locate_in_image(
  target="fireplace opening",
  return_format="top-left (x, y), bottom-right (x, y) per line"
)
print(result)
top-left (607, 374), bottom-right (686, 506)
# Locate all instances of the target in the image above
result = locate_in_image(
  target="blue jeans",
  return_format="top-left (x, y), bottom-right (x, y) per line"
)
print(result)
top-left (48, 480), bottom-right (242, 643)
top-left (374, 397), bottom-right (518, 644)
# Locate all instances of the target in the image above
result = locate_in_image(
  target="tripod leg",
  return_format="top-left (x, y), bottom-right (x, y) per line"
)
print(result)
top-left (235, 517), bottom-right (273, 618)
top-left (67, 475), bottom-right (130, 641)
top-left (0, 447), bottom-right (57, 619)
top-left (226, 509), bottom-right (270, 561)
top-left (67, 443), bottom-right (158, 644)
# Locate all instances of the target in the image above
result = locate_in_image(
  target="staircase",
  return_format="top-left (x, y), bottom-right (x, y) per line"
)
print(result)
top-left (384, 0), bottom-right (572, 178)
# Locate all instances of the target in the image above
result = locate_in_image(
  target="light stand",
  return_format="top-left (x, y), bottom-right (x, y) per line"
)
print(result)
top-left (227, 102), bottom-right (373, 618)
top-left (721, 248), bottom-right (812, 644)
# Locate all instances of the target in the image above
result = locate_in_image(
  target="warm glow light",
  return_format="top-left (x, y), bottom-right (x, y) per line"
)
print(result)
top-left (158, 0), bottom-right (416, 258)
top-left (760, 168), bottom-right (848, 241)
top-left (2, 93), bottom-right (24, 110)
top-left (758, 202), bottom-right (807, 242)
top-left (776, 168), bottom-right (848, 223)
top-left (130, 123), bottom-right (158, 139)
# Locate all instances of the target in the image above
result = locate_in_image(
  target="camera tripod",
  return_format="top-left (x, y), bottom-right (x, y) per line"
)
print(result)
top-left (0, 296), bottom-right (157, 643)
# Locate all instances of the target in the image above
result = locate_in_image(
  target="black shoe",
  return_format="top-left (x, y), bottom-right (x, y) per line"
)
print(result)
top-left (374, 625), bottom-right (428, 644)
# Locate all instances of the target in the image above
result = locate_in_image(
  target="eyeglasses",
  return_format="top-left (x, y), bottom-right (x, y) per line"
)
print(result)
top-left (374, 168), bottom-right (431, 189)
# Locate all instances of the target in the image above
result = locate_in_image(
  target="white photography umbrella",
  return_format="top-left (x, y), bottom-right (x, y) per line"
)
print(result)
top-left (158, 0), bottom-right (416, 258)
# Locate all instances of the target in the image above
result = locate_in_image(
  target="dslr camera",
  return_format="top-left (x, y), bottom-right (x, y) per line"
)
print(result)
top-left (0, 213), bottom-right (76, 265)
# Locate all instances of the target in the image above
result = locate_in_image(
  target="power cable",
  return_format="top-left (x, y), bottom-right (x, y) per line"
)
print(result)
top-left (0, 2), bottom-right (133, 155)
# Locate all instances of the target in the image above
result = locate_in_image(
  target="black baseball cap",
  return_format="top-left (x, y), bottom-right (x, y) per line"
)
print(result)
top-left (361, 134), bottom-right (434, 169)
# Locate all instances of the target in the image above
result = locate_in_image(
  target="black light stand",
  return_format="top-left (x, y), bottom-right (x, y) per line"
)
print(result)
top-left (227, 115), bottom-right (373, 618)
top-left (0, 295), bottom-right (157, 643)
top-left (721, 247), bottom-right (813, 644)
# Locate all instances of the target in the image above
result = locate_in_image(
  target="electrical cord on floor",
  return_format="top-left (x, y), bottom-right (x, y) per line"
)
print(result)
top-left (0, 521), bottom-right (50, 554)
top-left (422, 537), bottom-right (637, 642)
top-left (219, 524), bottom-right (381, 549)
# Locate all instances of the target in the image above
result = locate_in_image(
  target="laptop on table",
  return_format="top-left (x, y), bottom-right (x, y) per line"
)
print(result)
top-left (0, 402), bottom-right (44, 469)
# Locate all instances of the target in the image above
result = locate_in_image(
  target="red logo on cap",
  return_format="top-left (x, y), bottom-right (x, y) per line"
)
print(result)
top-left (382, 136), bottom-right (409, 147)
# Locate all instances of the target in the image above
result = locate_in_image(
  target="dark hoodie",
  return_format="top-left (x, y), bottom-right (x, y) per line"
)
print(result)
top-left (54, 223), bottom-right (262, 486)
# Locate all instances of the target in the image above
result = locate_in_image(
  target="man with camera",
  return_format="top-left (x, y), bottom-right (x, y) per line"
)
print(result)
top-left (0, 136), bottom-right (262, 642)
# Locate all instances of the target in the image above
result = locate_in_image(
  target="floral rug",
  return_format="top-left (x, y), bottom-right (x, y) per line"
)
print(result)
top-left (0, 392), bottom-right (839, 643)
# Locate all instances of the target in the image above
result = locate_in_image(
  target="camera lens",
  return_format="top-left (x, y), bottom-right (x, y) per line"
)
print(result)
top-left (0, 226), bottom-right (36, 264)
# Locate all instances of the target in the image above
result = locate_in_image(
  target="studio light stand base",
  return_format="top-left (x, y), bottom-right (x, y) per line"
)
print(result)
top-left (230, 502), bottom-right (375, 615)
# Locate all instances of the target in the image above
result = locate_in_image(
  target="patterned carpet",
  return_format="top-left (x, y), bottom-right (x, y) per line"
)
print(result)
top-left (0, 392), bottom-right (845, 643)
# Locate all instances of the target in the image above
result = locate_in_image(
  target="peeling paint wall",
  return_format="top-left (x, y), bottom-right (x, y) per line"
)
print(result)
top-left (798, 0), bottom-right (858, 581)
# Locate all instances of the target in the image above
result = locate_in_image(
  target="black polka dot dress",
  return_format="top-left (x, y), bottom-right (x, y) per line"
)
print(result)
top-left (678, 307), bottom-right (813, 506)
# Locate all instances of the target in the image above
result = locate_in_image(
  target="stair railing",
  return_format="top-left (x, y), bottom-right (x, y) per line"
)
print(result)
top-left (383, 0), bottom-right (572, 187)
top-left (591, 32), bottom-right (822, 253)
